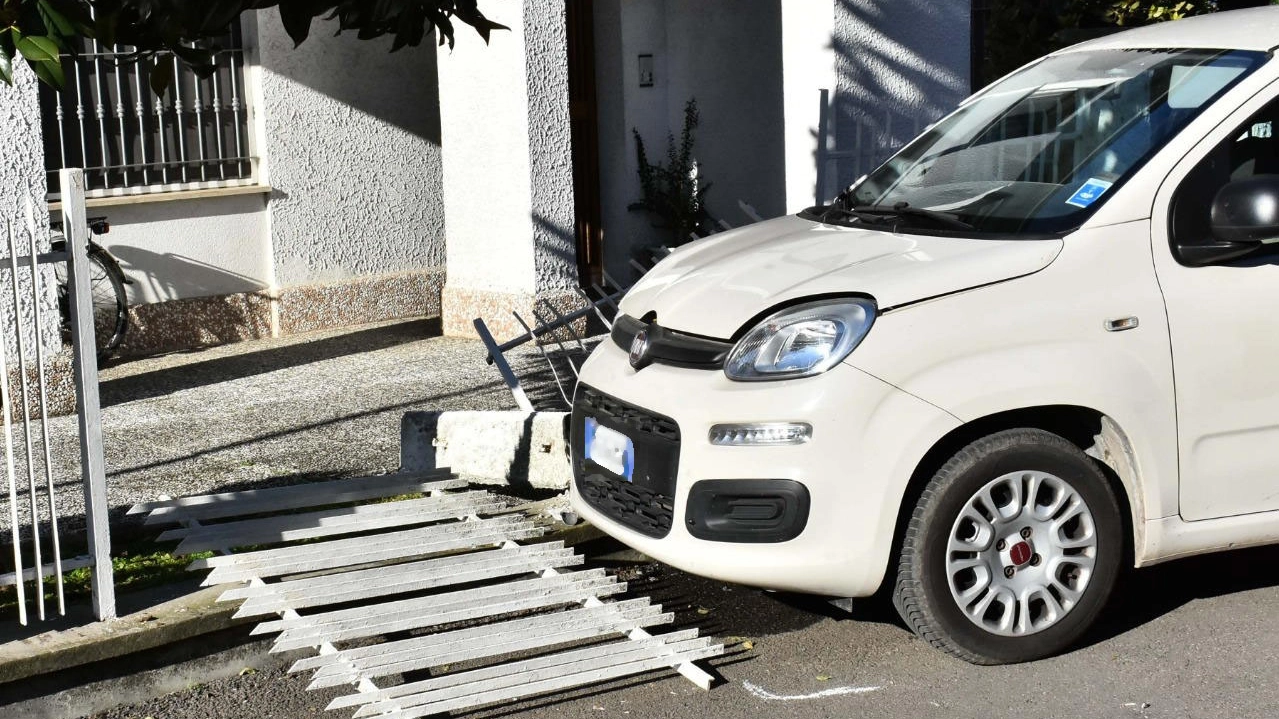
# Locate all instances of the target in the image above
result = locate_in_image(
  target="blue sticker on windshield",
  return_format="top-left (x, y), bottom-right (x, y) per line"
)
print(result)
top-left (1065, 178), bottom-right (1114, 209)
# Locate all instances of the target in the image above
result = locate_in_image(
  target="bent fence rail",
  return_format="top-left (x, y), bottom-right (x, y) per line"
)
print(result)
top-left (0, 168), bottom-right (114, 624)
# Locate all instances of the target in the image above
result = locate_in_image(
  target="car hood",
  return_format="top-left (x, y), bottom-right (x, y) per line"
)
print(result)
top-left (619, 214), bottom-right (1064, 338)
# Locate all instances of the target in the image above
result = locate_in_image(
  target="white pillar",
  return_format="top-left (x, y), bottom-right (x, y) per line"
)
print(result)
top-left (437, 0), bottom-right (577, 340)
top-left (781, 1), bottom-right (838, 213)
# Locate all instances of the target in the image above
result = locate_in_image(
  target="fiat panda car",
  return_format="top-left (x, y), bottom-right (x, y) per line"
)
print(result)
top-left (570, 8), bottom-right (1279, 664)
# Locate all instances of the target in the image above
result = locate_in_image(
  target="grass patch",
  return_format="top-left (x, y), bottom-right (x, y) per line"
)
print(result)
top-left (0, 547), bottom-right (214, 616)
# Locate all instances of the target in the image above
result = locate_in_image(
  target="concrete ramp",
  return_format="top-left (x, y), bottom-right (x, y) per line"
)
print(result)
top-left (130, 470), bottom-right (721, 718)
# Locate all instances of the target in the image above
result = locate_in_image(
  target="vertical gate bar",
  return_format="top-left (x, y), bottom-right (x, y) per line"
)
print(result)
top-left (53, 87), bottom-right (69, 189)
top-left (815, 88), bottom-right (830, 206)
top-left (155, 65), bottom-right (170, 185)
top-left (60, 169), bottom-right (115, 620)
top-left (8, 216), bottom-right (45, 620)
top-left (72, 59), bottom-right (90, 184)
top-left (1, 218), bottom-right (27, 625)
top-left (89, 23), bottom-right (112, 190)
top-left (210, 58), bottom-right (227, 180)
top-left (228, 52), bottom-right (247, 177)
top-left (113, 50), bottom-right (131, 188)
top-left (172, 55), bottom-right (188, 184)
top-left (25, 194), bottom-right (64, 615)
top-left (134, 66), bottom-right (150, 186)
top-left (190, 59), bottom-right (208, 182)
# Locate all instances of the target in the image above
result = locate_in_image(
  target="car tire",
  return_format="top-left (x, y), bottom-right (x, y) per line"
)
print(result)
top-left (892, 428), bottom-right (1123, 664)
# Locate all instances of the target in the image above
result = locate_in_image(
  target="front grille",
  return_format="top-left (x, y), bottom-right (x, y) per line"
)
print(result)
top-left (572, 385), bottom-right (680, 539)
top-left (577, 386), bottom-right (679, 441)
top-left (610, 315), bottom-right (731, 370)
top-left (578, 473), bottom-right (675, 538)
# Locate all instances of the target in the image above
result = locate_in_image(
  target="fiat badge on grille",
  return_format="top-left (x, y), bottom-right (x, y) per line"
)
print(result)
top-left (629, 329), bottom-right (652, 370)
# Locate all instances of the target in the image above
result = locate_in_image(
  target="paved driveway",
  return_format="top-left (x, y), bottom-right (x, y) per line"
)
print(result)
top-left (88, 542), bottom-right (1279, 719)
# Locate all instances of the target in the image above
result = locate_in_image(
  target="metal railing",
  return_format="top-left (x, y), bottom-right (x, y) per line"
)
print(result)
top-left (815, 88), bottom-right (936, 205)
top-left (40, 18), bottom-right (255, 199)
top-left (0, 169), bottom-right (114, 623)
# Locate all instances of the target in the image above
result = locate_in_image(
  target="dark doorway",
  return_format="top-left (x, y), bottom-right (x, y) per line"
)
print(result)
top-left (567, 0), bottom-right (603, 287)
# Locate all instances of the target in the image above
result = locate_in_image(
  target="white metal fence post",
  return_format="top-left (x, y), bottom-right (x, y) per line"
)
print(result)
top-left (59, 168), bottom-right (115, 620)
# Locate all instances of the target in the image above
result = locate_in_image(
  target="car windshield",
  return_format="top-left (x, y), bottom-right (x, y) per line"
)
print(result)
top-left (834, 47), bottom-right (1267, 237)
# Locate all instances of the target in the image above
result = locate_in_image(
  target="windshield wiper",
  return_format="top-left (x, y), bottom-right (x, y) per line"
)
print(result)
top-left (848, 203), bottom-right (975, 230)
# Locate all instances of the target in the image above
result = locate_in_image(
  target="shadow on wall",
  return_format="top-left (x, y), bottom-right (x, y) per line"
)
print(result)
top-left (107, 245), bottom-right (273, 357)
top-left (831, 0), bottom-right (969, 189)
top-left (257, 10), bottom-right (442, 146)
top-left (531, 211), bottom-right (579, 289)
top-left (109, 245), bottom-right (266, 303)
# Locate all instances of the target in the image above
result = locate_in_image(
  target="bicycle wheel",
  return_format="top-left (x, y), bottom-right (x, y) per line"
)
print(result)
top-left (52, 239), bottom-right (130, 361)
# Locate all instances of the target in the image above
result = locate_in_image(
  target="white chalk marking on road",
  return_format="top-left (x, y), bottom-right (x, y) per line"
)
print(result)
top-left (741, 680), bottom-right (881, 702)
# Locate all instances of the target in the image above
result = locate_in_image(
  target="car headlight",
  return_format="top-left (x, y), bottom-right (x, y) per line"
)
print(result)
top-left (724, 298), bottom-right (876, 381)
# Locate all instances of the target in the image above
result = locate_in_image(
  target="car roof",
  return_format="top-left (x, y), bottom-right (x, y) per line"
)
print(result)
top-left (1061, 7), bottom-right (1279, 54)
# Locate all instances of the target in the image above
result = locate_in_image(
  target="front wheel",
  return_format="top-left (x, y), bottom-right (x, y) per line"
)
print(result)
top-left (893, 428), bottom-right (1123, 664)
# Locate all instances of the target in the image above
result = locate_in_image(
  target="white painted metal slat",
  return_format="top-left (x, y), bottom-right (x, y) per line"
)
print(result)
top-left (219, 542), bottom-right (575, 600)
top-left (226, 545), bottom-right (584, 617)
top-left (195, 515), bottom-right (544, 584)
top-left (138, 473), bottom-right (466, 524)
top-left (352, 636), bottom-right (715, 716)
top-left (168, 492), bottom-right (507, 554)
top-left (305, 604), bottom-right (674, 688)
top-left (265, 573), bottom-right (626, 651)
top-left (289, 598), bottom-right (663, 673)
top-left (147, 475), bottom-right (723, 716)
top-left (323, 630), bottom-right (704, 711)
top-left (369, 644), bottom-right (727, 719)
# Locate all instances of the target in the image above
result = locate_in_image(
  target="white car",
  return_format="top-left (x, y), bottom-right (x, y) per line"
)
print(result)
top-left (569, 7), bottom-right (1279, 664)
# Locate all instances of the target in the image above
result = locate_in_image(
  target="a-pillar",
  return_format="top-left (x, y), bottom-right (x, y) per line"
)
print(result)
top-left (437, 0), bottom-right (578, 340)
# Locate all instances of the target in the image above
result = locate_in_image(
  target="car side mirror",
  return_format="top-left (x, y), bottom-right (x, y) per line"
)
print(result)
top-left (1213, 175), bottom-right (1279, 242)
top-left (1180, 175), bottom-right (1279, 266)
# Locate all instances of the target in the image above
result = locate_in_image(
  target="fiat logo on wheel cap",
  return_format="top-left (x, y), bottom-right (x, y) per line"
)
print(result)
top-left (1009, 541), bottom-right (1033, 566)
top-left (629, 329), bottom-right (652, 370)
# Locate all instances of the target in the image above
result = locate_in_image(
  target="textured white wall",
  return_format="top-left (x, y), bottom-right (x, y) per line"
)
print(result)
top-left (96, 195), bottom-right (271, 304)
top-left (255, 8), bottom-right (447, 288)
top-left (832, 0), bottom-right (970, 190)
top-left (437, 0), bottom-right (576, 297)
top-left (0, 60), bottom-right (61, 360)
top-left (595, 0), bottom-right (788, 284)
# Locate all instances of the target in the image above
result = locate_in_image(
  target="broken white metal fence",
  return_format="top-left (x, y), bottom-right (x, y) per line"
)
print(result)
top-left (132, 470), bottom-right (723, 718)
top-left (0, 168), bottom-right (115, 624)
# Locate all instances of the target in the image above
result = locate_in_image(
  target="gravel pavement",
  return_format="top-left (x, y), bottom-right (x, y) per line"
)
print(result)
top-left (1, 317), bottom-right (573, 541)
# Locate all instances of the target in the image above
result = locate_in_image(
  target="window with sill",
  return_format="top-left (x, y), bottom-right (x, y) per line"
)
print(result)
top-left (39, 21), bottom-right (257, 201)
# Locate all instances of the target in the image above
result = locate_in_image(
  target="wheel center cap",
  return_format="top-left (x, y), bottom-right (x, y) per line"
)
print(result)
top-left (1009, 540), bottom-right (1033, 566)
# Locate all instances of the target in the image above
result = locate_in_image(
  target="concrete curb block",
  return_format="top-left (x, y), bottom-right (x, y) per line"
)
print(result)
top-left (0, 584), bottom-right (251, 685)
top-left (401, 410), bottom-right (573, 490)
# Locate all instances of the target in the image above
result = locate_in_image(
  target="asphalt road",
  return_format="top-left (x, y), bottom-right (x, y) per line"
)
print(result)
top-left (79, 542), bottom-right (1279, 719)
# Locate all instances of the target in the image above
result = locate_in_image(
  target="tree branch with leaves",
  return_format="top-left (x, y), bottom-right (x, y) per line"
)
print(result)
top-left (0, 0), bottom-right (506, 92)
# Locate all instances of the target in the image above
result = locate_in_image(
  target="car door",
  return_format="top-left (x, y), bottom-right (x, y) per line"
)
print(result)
top-left (1153, 85), bottom-right (1279, 521)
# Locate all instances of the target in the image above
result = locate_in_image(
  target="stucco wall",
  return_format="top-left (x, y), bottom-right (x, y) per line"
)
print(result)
top-left (832, 0), bottom-right (971, 190)
top-left (254, 8), bottom-right (447, 288)
top-left (595, 0), bottom-right (788, 285)
top-left (98, 195), bottom-right (270, 304)
top-left (0, 60), bottom-right (60, 361)
top-left (525, 0), bottom-right (578, 296)
top-left (437, 0), bottom-right (576, 297)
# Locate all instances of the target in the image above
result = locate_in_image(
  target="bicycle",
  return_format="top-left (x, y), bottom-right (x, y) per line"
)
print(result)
top-left (50, 217), bottom-right (131, 362)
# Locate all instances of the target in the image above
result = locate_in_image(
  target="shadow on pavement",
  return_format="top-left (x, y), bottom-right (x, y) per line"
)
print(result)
top-left (99, 318), bottom-right (442, 408)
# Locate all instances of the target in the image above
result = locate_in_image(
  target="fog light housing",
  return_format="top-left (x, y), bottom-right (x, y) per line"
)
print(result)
top-left (708, 422), bottom-right (812, 446)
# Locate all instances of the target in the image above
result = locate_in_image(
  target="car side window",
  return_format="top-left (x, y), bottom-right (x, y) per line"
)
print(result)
top-left (1171, 98), bottom-right (1279, 250)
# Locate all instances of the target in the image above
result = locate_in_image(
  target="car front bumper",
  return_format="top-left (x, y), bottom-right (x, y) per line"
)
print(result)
top-left (568, 340), bottom-right (961, 597)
